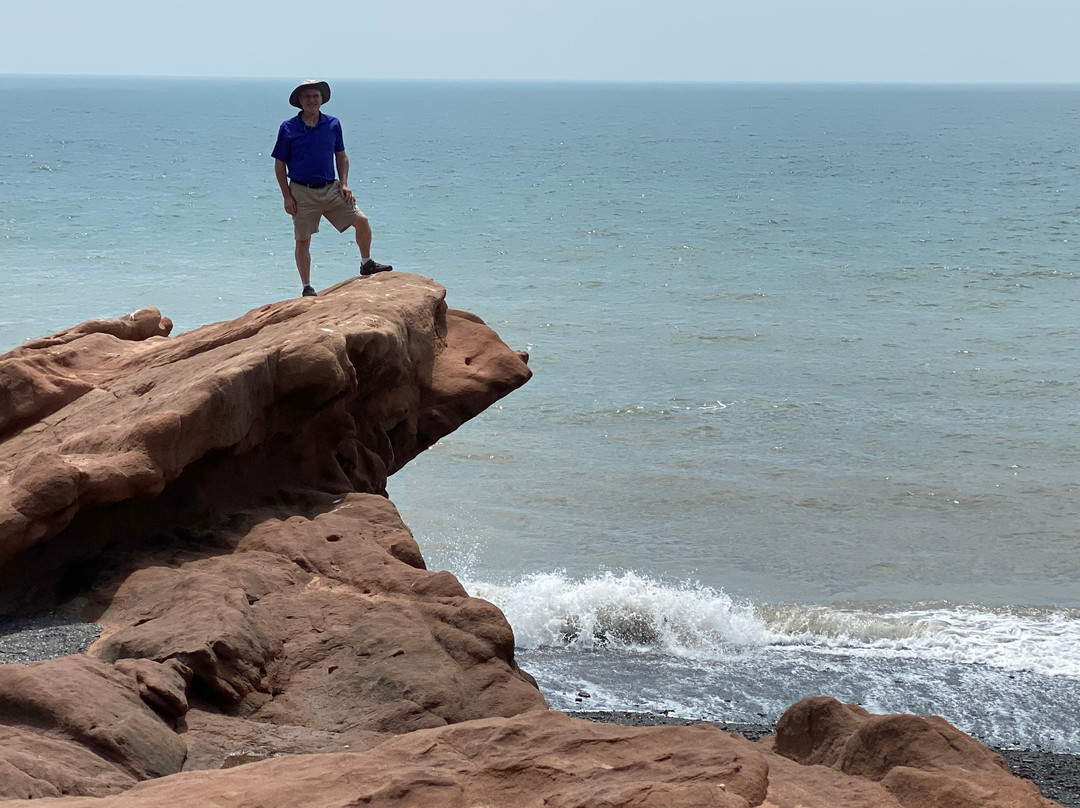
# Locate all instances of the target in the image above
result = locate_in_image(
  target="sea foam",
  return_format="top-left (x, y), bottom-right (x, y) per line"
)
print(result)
top-left (468, 571), bottom-right (1080, 679)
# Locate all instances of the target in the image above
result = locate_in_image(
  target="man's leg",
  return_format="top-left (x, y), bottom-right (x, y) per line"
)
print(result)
top-left (352, 213), bottom-right (372, 261)
top-left (353, 212), bottom-right (393, 275)
top-left (295, 238), bottom-right (312, 285)
top-left (291, 184), bottom-right (322, 295)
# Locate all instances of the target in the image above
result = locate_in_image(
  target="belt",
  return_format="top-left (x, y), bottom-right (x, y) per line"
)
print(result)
top-left (291, 179), bottom-right (333, 189)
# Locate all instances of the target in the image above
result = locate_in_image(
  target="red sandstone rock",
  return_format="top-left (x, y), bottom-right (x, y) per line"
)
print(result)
top-left (2, 712), bottom-right (774, 807)
top-left (770, 696), bottom-right (1058, 807)
top-left (178, 707), bottom-right (389, 772)
top-left (0, 282), bottom-right (1062, 807)
top-left (0, 275), bottom-right (543, 796)
top-left (1, 709), bottom-right (1062, 808)
top-left (0, 273), bottom-right (530, 605)
top-left (89, 493), bottom-right (546, 734)
top-left (0, 655), bottom-right (186, 798)
top-left (0, 308), bottom-right (173, 444)
top-left (111, 658), bottom-right (192, 722)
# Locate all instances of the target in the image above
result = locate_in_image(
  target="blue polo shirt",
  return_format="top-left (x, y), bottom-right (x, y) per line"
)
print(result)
top-left (271, 112), bottom-right (346, 184)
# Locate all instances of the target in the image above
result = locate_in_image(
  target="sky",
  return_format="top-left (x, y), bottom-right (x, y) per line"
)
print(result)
top-left (2, 0), bottom-right (1078, 84)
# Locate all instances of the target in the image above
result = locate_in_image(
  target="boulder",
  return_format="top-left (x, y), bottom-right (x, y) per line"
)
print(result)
top-left (770, 695), bottom-right (1057, 807)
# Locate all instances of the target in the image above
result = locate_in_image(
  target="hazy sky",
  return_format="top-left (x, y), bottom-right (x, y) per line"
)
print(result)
top-left (3, 0), bottom-right (1078, 83)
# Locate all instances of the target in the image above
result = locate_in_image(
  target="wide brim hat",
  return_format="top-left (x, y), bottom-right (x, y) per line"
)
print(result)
top-left (289, 79), bottom-right (331, 108)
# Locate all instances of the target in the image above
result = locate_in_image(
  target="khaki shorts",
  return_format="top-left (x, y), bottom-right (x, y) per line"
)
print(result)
top-left (290, 180), bottom-right (363, 240)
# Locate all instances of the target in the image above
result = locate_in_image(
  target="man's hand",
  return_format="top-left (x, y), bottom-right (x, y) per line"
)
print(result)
top-left (274, 160), bottom-right (295, 215)
top-left (340, 184), bottom-right (356, 205)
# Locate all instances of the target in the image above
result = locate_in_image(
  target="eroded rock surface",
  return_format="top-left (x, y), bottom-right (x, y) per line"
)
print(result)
top-left (5, 708), bottom-right (1062, 808)
top-left (768, 695), bottom-right (1055, 808)
top-left (0, 272), bottom-right (529, 606)
top-left (0, 275), bottom-right (543, 797)
top-left (0, 277), bottom-right (1062, 806)
top-left (90, 493), bottom-right (544, 736)
top-left (0, 655), bottom-right (186, 798)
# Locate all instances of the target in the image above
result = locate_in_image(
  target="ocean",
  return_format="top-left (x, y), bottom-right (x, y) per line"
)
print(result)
top-left (2, 77), bottom-right (1078, 752)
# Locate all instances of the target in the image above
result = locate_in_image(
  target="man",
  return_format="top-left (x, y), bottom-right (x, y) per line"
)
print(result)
top-left (272, 79), bottom-right (392, 297)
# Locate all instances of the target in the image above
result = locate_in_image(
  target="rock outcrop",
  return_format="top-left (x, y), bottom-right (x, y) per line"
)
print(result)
top-left (0, 275), bottom-right (1062, 806)
top-left (0, 272), bottom-right (529, 607)
top-left (2, 707), bottom-right (1060, 808)
top-left (0, 274), bottom-right (545, 797)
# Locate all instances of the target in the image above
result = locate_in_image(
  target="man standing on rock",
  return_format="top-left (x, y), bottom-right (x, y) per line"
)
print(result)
top-left (273, 79), bottom-right (392, 297)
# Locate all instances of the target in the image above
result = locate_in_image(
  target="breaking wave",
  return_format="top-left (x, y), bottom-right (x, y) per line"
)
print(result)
top-left (467, 570), bottom-right (1080, 679)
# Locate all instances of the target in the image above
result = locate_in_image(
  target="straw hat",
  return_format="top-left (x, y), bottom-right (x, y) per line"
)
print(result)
top-left (289, 79), bottom-right (331, 108)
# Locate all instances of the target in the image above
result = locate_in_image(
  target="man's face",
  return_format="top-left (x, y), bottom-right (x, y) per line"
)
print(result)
top-left (299, 88), bottom-right (323, 113)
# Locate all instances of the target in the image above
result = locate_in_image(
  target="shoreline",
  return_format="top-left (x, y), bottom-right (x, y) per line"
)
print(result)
top-left (2, 617), bottom-right (1078, 806)
top-left (568, 710), bottom-right (1080, 808)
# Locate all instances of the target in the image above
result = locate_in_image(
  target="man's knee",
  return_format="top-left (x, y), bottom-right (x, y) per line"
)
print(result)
top-left (295, 239), bottom-right (311, 250)
top-left (353, 213), bottom-right (370, 230)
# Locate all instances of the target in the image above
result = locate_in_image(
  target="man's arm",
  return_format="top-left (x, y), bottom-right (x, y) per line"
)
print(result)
top-left (335, 150), bottom-right (356, 205)
top-left (275, 159), bottom-right (296, 215)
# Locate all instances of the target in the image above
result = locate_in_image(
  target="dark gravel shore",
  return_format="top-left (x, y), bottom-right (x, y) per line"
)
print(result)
top-left (0, 612), bottom-right (100, 664)
top-left (569, 710), bottom-right (1080, 808)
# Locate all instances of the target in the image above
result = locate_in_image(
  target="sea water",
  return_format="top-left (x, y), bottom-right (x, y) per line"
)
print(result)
top-left (2, 77), bottom-right (1078, 751)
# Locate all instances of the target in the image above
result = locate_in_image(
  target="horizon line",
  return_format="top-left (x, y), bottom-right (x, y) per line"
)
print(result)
top-left (2, 73), bottom-right (1079, 88)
